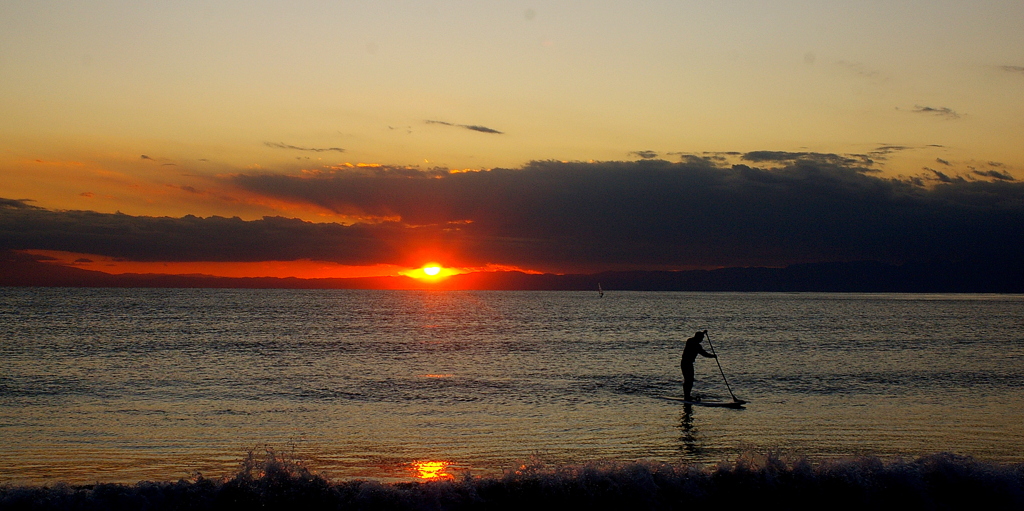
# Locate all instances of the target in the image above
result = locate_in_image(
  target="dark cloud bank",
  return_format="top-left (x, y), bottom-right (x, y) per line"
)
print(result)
top-left (3, 156), bottom-right (1023, 291)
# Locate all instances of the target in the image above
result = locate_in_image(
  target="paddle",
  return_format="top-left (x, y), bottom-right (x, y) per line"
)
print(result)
top-left (703, 330), bottom-right (747, 405)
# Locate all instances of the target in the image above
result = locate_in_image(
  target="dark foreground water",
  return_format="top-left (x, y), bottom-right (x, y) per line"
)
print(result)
top-left (3, 451), bottom-right (1023, 511)
top-left (1, 289), bottom-right (1022, 495)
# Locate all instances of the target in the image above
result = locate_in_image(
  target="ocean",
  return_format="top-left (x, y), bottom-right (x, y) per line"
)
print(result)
top-left (1, 288), bottom-right (1023, 493)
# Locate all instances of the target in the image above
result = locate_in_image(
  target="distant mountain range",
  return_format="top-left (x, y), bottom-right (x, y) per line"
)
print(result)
top-left (2, 250), bottom-right (1021, 293)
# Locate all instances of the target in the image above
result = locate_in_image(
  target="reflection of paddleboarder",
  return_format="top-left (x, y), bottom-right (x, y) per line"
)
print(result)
top-left (681, 330), bottom-right (716, 401)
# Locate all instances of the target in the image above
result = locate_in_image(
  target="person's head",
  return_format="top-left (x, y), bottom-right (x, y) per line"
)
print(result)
top-left (694, 331), bottom-right (705, 340)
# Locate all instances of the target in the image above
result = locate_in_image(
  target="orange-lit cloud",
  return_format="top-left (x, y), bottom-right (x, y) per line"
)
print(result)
top-left (17, 250), bottom-right (545, 280)
top-left (0, 152), bottom-right (379, 225)
top-left (20, 250), bottom-right (410, 279)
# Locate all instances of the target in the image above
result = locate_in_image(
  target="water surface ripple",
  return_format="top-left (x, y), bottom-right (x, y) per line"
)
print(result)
top-left (1, 289), bottom-right (1022, 483)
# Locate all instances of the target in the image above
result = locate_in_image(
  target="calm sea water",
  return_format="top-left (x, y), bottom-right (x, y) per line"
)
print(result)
top-left (1, 288), bottom-right (1022, 485)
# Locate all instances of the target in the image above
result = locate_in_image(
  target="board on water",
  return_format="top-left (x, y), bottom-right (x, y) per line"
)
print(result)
top-left (657, 395), bottom-right (746, 408)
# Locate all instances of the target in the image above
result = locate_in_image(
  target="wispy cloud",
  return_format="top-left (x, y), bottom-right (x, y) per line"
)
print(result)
top-left (669, 151), bottom-right (877, 168)
top-left (925, 167), bottom-right (960, 183)
top-left (999, 65), bottom-right (1024, 75)
top-left (741, 151), bottom-right (810, 162)
top-left (909, 105), bottom-right (960, 119)
top-left (166, 184), bottom-right (203, 194)
top-left (666, 153), bottom-right (728, 167)
top-left (740, 151), bottom-right (869, 167)
top-left (846, 145), bottom-right (911, 164)
top-left (629, 150), bottom-right (659, 159)
top-left (868, 145), bottom-right (910, 158)
top-left (141, 154), bottom-right (176, 164)
top-left (836, 60), bottom-right (883, 79)
top-left (264, 142), bottom-right (345, 153)
top-left (972, 169), bottom-right (1015, 181)
top-left (425, 120), bottom-right (503, 134)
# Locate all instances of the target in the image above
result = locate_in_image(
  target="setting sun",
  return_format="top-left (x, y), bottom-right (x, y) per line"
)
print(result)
top-left (400, 263), bottom-right (461, 281)
top-left (410, 460), bottom-right (454, 481)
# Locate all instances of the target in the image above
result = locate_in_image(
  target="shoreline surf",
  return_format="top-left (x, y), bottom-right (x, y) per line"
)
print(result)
top-left (3, 452), bottom-right (1022, 510)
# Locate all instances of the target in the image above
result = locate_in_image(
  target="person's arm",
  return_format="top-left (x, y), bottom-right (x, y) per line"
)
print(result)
top-left (699, 346), bottom-right (717, 358)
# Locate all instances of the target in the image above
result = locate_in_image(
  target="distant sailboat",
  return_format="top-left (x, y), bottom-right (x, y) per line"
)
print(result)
top-left (598, 283), bottom-right (604, 298)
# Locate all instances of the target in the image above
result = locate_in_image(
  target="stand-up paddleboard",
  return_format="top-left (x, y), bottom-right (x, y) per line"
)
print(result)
top-left (657, 395), bottom-right (747, 408)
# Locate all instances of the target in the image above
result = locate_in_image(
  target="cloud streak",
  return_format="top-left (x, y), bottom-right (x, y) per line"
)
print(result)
top-left (264, 142), bottom-right (346, 153)
top-left (972, 169), bottom-right (1015, 181)
top-left (629, 150), bottom-right (659, 159)
top-left (425, 120), bottom-right (503, 134)
top-left (836, 60), bottom-right (883, 79)
top-left (909, 105), bottom-right (960, 119)
top-left (740, 151), bottom-right (873, 167)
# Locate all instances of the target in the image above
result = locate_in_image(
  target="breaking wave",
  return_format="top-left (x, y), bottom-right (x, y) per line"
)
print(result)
top-left (2, 451), bottom-right (1022, 510)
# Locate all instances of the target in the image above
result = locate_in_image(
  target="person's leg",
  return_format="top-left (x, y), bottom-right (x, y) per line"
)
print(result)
top-left (682, 364), bottom-right (694, 399)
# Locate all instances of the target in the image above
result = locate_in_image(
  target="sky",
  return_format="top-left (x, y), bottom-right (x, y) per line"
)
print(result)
top-left (2, 1), bottom-right (1023, 280)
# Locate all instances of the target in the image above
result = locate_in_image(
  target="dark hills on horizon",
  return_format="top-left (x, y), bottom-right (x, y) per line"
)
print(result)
top-left (2, 250), bottom-right (1021, 293)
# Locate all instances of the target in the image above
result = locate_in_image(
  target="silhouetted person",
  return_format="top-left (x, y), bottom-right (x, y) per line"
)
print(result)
top-left (681, 330), bottom-right (716, 401)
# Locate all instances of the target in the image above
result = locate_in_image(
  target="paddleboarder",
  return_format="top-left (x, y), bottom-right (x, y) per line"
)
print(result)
top-left (681, 330), bottom-right (716, 401)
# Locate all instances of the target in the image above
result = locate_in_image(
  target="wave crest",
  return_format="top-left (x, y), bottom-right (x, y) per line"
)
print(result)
top-left (2, 451), bottom-right (1022, 510)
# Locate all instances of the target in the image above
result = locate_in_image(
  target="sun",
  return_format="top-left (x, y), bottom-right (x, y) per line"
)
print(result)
top-left (411, 460), bottom-right (454, 480)
top-left (400, 263), bottom-right (459, 280)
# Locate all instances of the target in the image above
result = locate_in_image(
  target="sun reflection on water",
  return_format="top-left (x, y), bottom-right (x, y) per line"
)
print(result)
top-left (411, 460), bottom-right (454, 481)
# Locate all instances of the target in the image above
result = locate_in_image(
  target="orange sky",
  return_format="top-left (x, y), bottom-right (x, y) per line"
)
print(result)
top-left (2, 2), bottom-right (1022, 281)
top-left (23, 250), bottom-right (540, 280)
